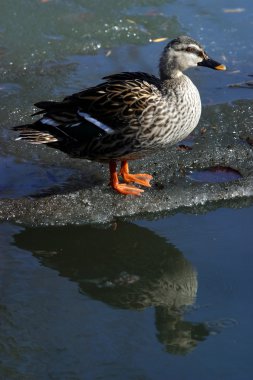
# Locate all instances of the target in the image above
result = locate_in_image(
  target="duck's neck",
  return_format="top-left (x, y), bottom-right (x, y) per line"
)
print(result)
top-left (159, 50), bottom-right (184, 80)
top-left (161, 70), bottom-right (183, 80)
top-left (159, 61), bottom-right (183, 80)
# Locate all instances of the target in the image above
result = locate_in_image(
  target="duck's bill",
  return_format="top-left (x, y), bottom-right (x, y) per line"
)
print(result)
top-left (198, 58), bottom-right (226, 70)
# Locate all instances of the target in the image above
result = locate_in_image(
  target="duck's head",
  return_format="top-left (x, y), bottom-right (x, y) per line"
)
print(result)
top-left (159, 35), bottom-right (226, 79)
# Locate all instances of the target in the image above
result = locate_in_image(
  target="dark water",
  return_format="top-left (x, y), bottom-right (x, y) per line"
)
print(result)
top-left (1, 208), bottom-right (253, 379)
top-left (1, 0), bottom-right (253, 379)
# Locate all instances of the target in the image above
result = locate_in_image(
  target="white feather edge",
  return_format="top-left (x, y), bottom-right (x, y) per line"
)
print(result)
top-left (78, 111), bottom-right (114, 134)
top-left (35, 111), bottom-right (114, 136)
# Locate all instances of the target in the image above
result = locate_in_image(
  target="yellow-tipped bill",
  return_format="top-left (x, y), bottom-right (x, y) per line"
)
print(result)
top-left (214, 64), bottom-right (226, 71)
top-left (198, 58), bottom-right (226, 71)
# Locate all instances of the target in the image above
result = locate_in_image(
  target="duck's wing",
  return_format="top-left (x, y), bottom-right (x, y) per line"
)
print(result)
top-left (61, 72), bottom-right (162, 127)
top-left (14, 72), bottom-right (162, 144)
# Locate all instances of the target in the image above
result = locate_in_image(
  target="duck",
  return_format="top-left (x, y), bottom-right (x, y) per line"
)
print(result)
top-left (13, 36), bottom-right (226, 196)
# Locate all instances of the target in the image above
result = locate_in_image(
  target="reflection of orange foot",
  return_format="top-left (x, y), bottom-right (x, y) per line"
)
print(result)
top-left (120, 161), bottom-right (153, 187)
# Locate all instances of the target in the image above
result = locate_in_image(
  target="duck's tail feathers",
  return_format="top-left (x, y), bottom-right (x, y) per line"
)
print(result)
top-left (13, 124), bottom-right (58, 144)
top-left (32, 101), bottom-right (68, 116)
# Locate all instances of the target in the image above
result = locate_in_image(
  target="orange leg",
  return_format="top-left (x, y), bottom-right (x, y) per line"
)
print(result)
top-left (120, 160), bottom-right (153, 187)
top-left (109, 161), bottom-right (144, 196)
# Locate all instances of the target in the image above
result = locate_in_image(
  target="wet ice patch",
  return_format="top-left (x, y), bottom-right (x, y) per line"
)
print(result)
top-left (0, 156), bottom-right (72, 198)
top-left (0, 83), bottom-right (22, 97)
top-left (187, 166), bottom-right (242, 183)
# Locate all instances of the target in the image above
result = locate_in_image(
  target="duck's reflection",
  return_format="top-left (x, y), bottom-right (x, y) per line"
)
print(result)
top-left (14, 221), bottom-right (209, 355)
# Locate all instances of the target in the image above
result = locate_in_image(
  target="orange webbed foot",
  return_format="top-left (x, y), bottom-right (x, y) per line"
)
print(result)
top-left (120, 172), bottom-right (153, 187)
top-left (109, 160), bottom-right (151, 196)
top-left (112, 183), bottom-right (144, 196)
top-left (120, 161), bottom-right (153, 187)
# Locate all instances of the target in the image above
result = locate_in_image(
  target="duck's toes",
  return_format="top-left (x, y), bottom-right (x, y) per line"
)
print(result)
top-left (112, 183), bottom-right (145, 196)
top-left (120, 172), bottom-right (153, 187)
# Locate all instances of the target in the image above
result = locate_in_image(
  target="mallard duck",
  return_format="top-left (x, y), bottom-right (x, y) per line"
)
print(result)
top-left (13, 36), bottom-right (226, 196)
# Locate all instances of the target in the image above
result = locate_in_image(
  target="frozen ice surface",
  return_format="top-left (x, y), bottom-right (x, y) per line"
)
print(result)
top-left (1, 100), bottom-right (253, 226)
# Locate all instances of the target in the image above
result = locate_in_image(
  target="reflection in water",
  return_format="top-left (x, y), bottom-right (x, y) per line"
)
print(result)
top-left (156, 307), bottom-right (209, 355)
top-left (14, 222), bottom-right (209, 355)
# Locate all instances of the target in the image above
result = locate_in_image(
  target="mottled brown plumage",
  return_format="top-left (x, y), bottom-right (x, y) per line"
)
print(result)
top-left (13, 36), bottom-right (226, 195)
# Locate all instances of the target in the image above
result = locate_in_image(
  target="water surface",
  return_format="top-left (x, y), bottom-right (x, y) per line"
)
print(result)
top-left (0, 0), bottom-right (253, 379)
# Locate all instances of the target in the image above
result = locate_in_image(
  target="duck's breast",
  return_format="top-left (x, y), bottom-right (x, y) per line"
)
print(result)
top-left (139, 75), bottom-right (202, 148)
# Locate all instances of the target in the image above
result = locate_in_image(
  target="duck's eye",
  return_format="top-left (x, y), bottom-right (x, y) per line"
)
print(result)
top-left (185, 47), bottom-right (196, 53)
